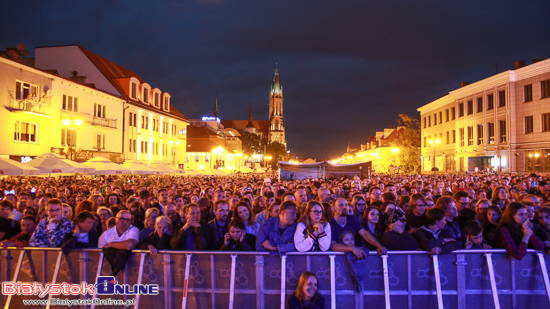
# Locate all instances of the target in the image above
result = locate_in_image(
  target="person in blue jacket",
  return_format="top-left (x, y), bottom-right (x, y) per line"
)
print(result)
top-left (256, 200), bottom-right (298, 256)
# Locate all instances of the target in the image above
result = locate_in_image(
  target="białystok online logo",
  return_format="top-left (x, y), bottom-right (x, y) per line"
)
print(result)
top-left (2, 276), bottom-right (159, 297)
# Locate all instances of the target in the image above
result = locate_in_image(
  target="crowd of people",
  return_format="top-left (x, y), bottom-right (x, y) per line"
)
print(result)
top-left (1, 172), bottom-right (550, 307)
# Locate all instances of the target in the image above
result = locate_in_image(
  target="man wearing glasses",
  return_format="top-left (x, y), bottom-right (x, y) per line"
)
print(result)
top-left (29, 199), bottom-right (74, 247)
top-left (98, 210), bottom-right (139, 250)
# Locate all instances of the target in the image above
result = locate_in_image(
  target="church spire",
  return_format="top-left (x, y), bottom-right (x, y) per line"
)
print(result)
top-left (211, 93), bottom-right (219, 117)
top-left (271, 62), bottom-right (282, 96)
top-left (246, 105), bottom-right (254, 128)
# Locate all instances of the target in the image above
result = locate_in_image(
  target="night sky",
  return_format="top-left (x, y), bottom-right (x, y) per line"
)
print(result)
top-left (2, 1), bottom-right (549, 159)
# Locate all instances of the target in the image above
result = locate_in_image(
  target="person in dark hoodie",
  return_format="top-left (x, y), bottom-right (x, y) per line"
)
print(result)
top-left (219, 218), bottom-right (256, 251)
top-left (381, 207), bottom-right (420, 250)
top-left (415, 208), bottom-right (463, 255)
top-left (61, 211), bottom-right (98, 254)
top-left (170, 204), bottom-right (210, 250)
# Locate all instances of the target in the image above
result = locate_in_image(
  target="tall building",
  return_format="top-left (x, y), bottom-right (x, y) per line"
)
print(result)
top-left (418, 58), bottom-right (550, 173)
top-left (0, 44), bottom-right (188, 166)
top-left (221, 64), bottom-right (287, 149)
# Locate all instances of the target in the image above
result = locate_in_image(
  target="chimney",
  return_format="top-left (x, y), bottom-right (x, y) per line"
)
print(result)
top-left (460, 82), bottom-right (470, 88)
top-left (69, 71), bottom-right (87, 84)
top-left (514, 60), bottom-right (525, 69)
top-left (532, 59), bottom-right (543, 64)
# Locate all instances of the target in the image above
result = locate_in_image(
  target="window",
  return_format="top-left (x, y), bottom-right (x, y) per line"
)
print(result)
top-left (154, 93), bottom-right (160, 108)
top-left (467, 100), bottom-right (473, 115)
top-left (194, 155), bottom-right (199, 163)
top-left (477, 98), bottom-right (483, 113)
top-left (14, 122), bottom-right (37, 143)
top-left (172, 124), bottom-right (177, 135)
top-left (452, 130), bottom-right (456, 143)
top-left (446, 131), bottom-right (450, 144)
top-left (542, 80), bottom-right (550, 99)
top-left (423, 117), bottom-right (426, 128)
top-left (61, 129), bottom-right (76, 146)
top-left (458, 103), bottom-right (464, 117)
top-left (164, 97), bottom-right (169, 110)
top-left (451, 107), bottom-right (456, 120)
top-left (93, 134), bottom-right (105, 149)
top-left (525, 116), bottom-right (534, 134)
top-left (15, 81), bottom-right (39, 100)
top-left (488, 122), bottom-right (495, 144)
top-left (129, 112), bottom-right (133, 126)
top-left (439, 112), bottom-right (442, 124)
top-left (94, 103), bottom-right (106, 118)
top-left (143, 89), bottom-right (149, 103)
top-left (487, 94), bottom-right (494, 110)
top-left (129, 112), bottom-right (137, 127)
top-left (477, 124), bottom-right (483, 145)
top-left (141, 116), bottom-right (149, 129)
top-left (459, 128), bottom-right (465, 147)
top-left (446, 109), bottom-right (449, 122)
top-left (433, 113), bottom-right (437, 125)
top-left (141, 141), bottom-right (148, 153)
top-left (498, 90), bottom-right (506, 107)
top-left (542, 113), bottom-right (550, 132)
top-left (163, 144), bottom-right (168, 155)
top-left (129, 139), bottom-right (134, 152)
top-left (131, 83), bottom-right (137, 99)
top-left (467, 126), bottom-right (473, 146)
top-left (499, 120), bottom-right (507, 143)
top-left (62, 95), bottom-right (79, 112)
top-left (524, 84), bottom-right (533, 102)
top-left (428, 116), bottom-right (431, 127)
top-left (423, 137), bottom-right (427, 148)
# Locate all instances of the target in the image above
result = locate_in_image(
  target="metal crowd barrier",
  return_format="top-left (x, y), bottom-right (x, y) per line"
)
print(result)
top-left (1, 248), bottom-right (550, 309)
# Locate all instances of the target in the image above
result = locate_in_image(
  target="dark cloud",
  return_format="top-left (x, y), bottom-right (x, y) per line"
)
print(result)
top-left (1, 1), bottom-right (549, 159)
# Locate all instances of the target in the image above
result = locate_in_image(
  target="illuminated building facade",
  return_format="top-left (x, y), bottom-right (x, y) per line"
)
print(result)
top-left (335, 127), bottom-right (405, 173)
top-left (418, 58), bottom-right (550, 172)
top-left (0, 45), bottom-right (188, 166)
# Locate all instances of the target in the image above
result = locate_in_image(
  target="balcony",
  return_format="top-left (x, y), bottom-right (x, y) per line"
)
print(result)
top-left (91, 116), bottom-right (117, 129)
top-left (10, 100), bottom-right (51, 116)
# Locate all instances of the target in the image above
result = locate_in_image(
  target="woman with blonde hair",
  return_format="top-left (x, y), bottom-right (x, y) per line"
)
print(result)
top-left (88, 194), bottom-right (104, 212)
top-left (137, 216), bottom-right (173, 255)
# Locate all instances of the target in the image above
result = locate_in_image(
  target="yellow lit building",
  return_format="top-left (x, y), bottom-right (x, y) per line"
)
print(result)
top-left (335, 127), bottom-right (404, 173)
top-left (1, 45), bottom-right (188, 166)
top-left (418, 58), bottom-right (550, 172)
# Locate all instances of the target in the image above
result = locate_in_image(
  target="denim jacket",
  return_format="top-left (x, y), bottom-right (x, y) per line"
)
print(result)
top-left (255, 216), bottom-right (297, 256)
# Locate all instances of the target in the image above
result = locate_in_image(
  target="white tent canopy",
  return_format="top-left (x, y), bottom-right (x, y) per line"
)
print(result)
top-left (0, 156), bottom-right (41, 176)
top-left (148, 162), bottom-right (184, 174)
top-left (83, 157), bottom-right (132, 175)
top-left (24, 153), bottom-right (95, 174)
top-left (121, 160), bottom-right (163, 175)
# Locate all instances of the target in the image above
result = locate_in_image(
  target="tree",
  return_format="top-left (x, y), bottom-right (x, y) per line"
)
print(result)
top-left (239, 131), bottom-right (263, 158)
top-left (392, 114), bottom-right (421, 173)
top-left (266, 141), bottom-right (288, 169)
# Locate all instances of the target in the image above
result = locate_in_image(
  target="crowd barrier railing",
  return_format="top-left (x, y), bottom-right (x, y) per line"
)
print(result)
top-left (1, 248), bottom-right (550, 309)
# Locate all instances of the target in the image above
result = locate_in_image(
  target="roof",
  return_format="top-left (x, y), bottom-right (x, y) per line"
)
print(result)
top-left (77, 45), bottom-right (188, 122)
top-left (187, 125), bottom-right (220, 137)
top-left (221, 119), bottom-right (270, 133)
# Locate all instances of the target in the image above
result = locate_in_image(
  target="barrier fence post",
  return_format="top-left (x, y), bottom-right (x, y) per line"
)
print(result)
top-left (163, 253), bottom-right (173, 309)
top-left (432, 255), bottom-right (444, 309)
top-left (280, 254), bottom-right (287, 309)
top-left (4, 249), bottom-right (25, 309)
top-left (181, 254), bottom-right (192, 309)
top-left (382, 254), bottom-right (391, 309)
top-left (229, 254), bottom-right (238, 309)
top-left (255, 255), bottom-right (265, 309)
top-left (537, 252), bottom-right (550, 305)
top-left (455, 254), bottom-right (467, 309)
top-left (329, 255), bottom-right (336, 309)
top-left (133, 252), bottom-right (146, 309)
top-left (485, 253), bottom-right (500, 309)
top-left (90, 252), bottom-right (105, 309)
top-left (45, 251), bottom-right (63, 309)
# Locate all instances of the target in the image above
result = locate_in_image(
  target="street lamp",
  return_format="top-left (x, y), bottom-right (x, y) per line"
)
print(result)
top-left (62, 118), bottom-right (82, 160)
top-left (391, 148), bottom-right (400, 173)
top-left (168, 140), bottom-right (181, 167)
top-left (428, 138), bottom-right (441, 171)
top-left (264, 155), bottom-right (272, 169)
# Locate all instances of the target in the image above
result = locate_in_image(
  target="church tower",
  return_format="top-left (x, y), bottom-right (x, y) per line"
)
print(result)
top-left (268, 63), bottom-right (286, 148)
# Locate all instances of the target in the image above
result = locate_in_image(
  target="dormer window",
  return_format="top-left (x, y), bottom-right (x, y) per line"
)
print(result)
top-left (143, 89), bottom-right (149, 103)
top-left (152, 88), bottom-right (162, 108)
top-left (140, 83), bottom-right (151, 104)
top-left (129, 77), bottom-right (140, 100)
top-left (131, 83), bottom-right (137, 99)
top-left (162, 93), bottom-right (171, 112)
